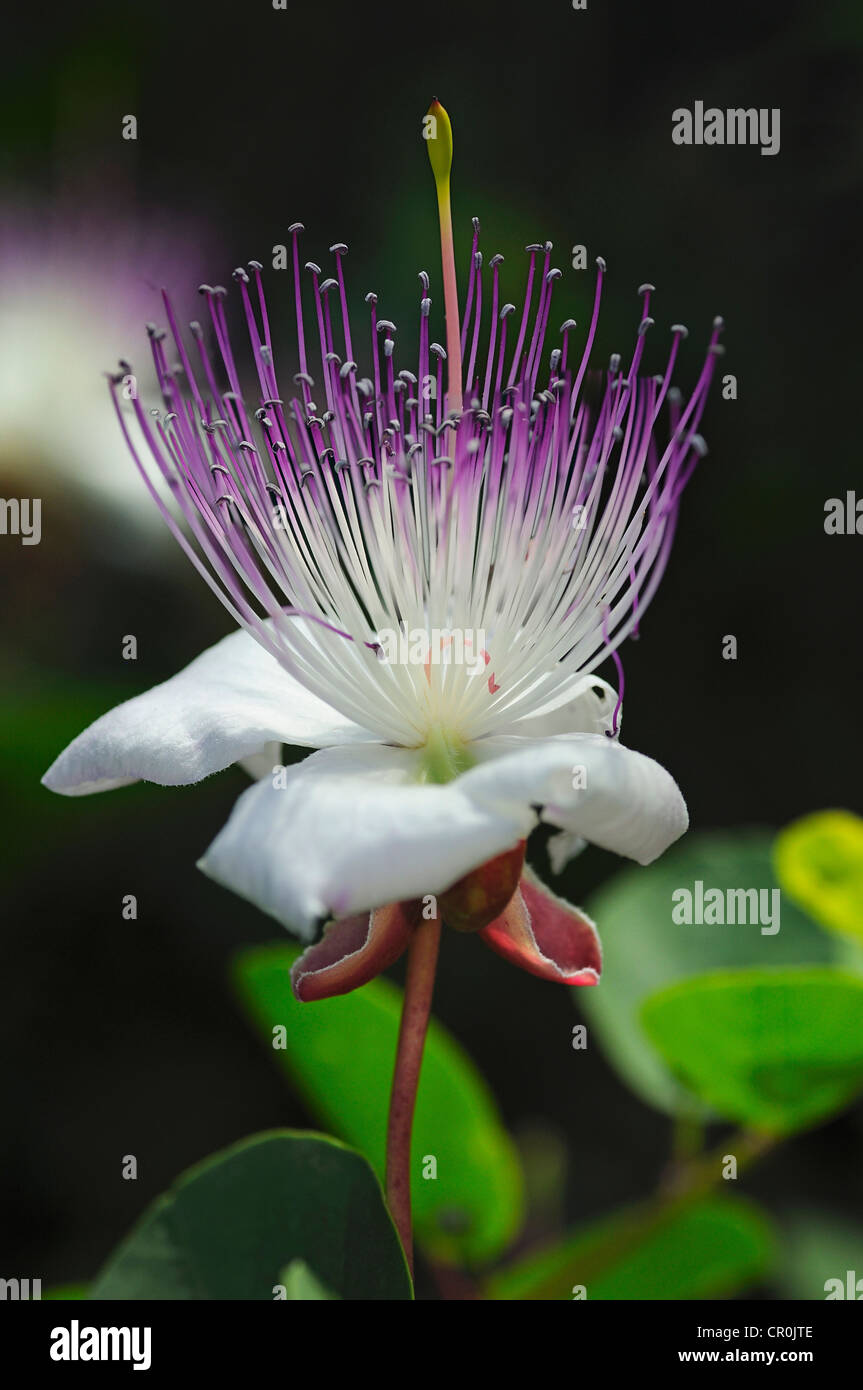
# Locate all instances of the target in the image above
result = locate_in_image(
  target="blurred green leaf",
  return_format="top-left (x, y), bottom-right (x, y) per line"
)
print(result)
top-left (44, 1283), bottom-right (89, 1299)
top-left (777, 1209), bottom-right (863, 1300)
top-left (234, 944), bottom-right (524, 1266)
top-left (578, 831), bottom-right (836, 1117)
top-left (487, 1194), bottom-right (774, 1300)
top-left (279, 1259), bottom-right (339, 1300)
top-left (1, 683), bottom-right (130, 784)
top-left (774, 810), bottom-right (863, 946)
top-left (642, 968), bottom-right (863, 1133)
top-left (0, 682), bottom-right (162, 867)
top-left (90, 1130), bottom-right (411, 1300)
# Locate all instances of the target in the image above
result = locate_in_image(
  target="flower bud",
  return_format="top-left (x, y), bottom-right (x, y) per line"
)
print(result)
top-left (439, 840), bottom-right (526, 933)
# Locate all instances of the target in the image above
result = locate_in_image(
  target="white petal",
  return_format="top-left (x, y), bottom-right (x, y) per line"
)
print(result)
top-left (198, 743), bottom-right (535, 938)
top-left (462, 734), bottom-right (688, 865)
top-left (494, 674), bottom-right (620, 738)
top-left (42, 628), bottom-right (375, 796)
top-left (238, 741), bottom-right (283, 782)
top-left (547, 831), bottom-right (588, 876)
top-left (199, 733), bottom-right (687, 937)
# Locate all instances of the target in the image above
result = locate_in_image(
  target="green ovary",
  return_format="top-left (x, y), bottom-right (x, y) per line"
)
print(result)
top-left (417, 724), bottom-right (475, 784)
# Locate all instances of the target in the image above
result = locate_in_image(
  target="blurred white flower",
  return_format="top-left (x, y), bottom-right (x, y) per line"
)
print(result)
top-left (0, 203), bottom-right (210, 527)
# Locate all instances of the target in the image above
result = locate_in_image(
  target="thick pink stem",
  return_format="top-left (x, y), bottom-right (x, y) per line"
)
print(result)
top-left (385, 911), bottom-right (442, 1275)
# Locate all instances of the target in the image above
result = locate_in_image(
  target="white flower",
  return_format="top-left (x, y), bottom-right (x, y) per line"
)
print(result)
top-left (44, 230), bottom-right (720, 995)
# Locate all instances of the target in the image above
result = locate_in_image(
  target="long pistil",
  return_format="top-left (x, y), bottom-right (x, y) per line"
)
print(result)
top-left (425, 98), bottom-right (463, 413)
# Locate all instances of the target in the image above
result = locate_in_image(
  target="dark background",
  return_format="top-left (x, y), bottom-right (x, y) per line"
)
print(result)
top-left (1, 0), bottom-right (862, 1293)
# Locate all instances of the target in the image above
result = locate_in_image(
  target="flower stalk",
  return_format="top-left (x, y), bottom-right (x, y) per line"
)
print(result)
top-left (385, 907), bottom-right (442, 1275)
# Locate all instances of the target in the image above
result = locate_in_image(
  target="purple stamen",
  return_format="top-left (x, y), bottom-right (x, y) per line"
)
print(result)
top-left (110, 230), bottom-right (721, 745)
top-left (601, 606), bottom-right (625, 737)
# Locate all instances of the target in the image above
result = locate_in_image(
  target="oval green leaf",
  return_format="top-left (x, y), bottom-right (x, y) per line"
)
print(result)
top-left (578, 831), bottom-right (837, 1116)
top-left (90, 1130), bottom-right (412, 1300)
top-left (641, 968), bottom-right (863, 1133)
top-left (234, 945), bottom-right (523, 1266)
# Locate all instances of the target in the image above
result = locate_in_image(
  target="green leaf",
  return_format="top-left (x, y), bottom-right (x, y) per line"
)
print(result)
top-left (44, 1284), bottom-right (89, 1300)
top-left (90, 1131), bottom-right (412, 1300)
top-left (279, 1259), bottom-right (339, 1300)
top-left (641, 968), bottom-right (863, 1132)
top-left (487, 1194), bottom-right (774, 1300)
top-left (234, 945), bottom-right (523, 1266)
top-left (578, 831), bottom-right (837, 1116)
top-left (0, 682), bottom-right (153, 867)
top-left (773, 810), bottom-right (863, 946)
top-left (776, 1209), bottom-right (863, 1300)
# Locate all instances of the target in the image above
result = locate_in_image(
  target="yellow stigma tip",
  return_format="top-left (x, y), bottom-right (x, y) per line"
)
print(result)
top-left (425, 98), bottom-right (453, 189)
